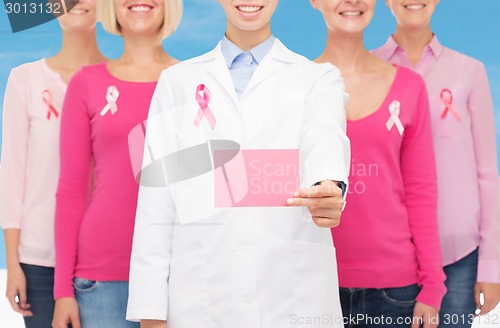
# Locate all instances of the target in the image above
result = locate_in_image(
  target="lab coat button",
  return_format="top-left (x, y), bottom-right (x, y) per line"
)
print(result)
top-left (242, 294), bottom-right (255, 305)
top-left (236, 245), bottom-right (252, 256)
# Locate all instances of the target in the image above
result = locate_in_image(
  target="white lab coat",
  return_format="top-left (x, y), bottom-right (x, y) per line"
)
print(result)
top-left (127, 39), bottom-right (350, 328)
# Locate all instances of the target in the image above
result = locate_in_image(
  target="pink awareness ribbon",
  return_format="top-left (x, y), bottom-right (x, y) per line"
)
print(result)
top-left (100, 85), bottom-right (120, 116)
top-left (440, 88), bottom-right (461, 120)
top-left (386, 100), bottom-right (404, 135)
top-left (194, 84), bottom-right (216, 129)
top-left (42, 90), bottom-right (59, 120)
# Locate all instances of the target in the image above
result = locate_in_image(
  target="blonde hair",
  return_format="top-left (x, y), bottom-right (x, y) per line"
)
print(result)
top-left (98, 0), bottom-right (183, 39)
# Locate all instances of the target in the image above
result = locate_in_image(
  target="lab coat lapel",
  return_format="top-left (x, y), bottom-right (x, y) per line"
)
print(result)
top-left (242, 39), bottom-right (299, 98)
top-left (242, 56), bottom-right (277, 98)
top-left (206, 43), bottom-right (240, 107)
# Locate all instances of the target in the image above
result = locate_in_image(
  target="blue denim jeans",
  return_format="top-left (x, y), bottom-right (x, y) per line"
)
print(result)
top-left (20, 263), bottom-right (55, 328)
top-left (340, 284), bottom-right (420, 328)
top-left (439, 248), bottom-right (478, 328)
top-left (73, 278), bottom-right (139, 328)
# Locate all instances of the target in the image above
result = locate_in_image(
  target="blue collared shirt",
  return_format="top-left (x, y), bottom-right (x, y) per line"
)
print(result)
top-left (221, 35), bottom-right (275, 98)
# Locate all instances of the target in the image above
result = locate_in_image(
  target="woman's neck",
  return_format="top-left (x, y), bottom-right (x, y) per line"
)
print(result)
top-left (225, 24), bottom-right (272, 52)
top-left (392, 25), bottom-right (434, 67)
top-left (49, 28), bottom-right (106, 71)
top-left (317, 31), bottom-right (371, 75)
top-left (106, 33), bottom-right (175, 83)
top-left (118, 34), bottom-right (169, 65)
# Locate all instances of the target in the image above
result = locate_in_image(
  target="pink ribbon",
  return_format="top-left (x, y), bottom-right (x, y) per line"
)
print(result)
top-left (440, 88), bottom-right (461, 120)
top-left (386, 100), bottom-right (404, 135)
top-left (100, 85), bottom-right (120, 117)
top-left (194, 84), bottom-right (216, 129)
top-left (42, 90), bottom-right (59, 120)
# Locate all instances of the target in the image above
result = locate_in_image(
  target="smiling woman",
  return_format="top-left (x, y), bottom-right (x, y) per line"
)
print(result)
top-left (125, 1), bottom-right (350, 328)
top-left (372, 0), bottom-right (500, 325)
top-left (50, 1), bottom-right (183, 328)
top-left (99, 0), bottom-right (181, 40)
top-left (217, 0), bottom-right (279, 50)
top-left (0, 1), bottom-right (106, 327)
top-left (311, 0), bottom-right (446, 327)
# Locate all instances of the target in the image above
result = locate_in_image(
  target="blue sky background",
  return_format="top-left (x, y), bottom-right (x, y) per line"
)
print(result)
top-left (0, 0), bottom-right (499, 268)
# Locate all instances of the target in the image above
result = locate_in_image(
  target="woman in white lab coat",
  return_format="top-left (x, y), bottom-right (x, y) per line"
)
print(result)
top-left (127, 1), bottom-right (350, 328)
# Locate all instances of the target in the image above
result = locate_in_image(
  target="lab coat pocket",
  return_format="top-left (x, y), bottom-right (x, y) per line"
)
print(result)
top-left (292, 241), bottom-right (343, 327)
top-left (168, 248), bottom-right (212, 328)
top-left (173, 170), bottom-right (221, 225)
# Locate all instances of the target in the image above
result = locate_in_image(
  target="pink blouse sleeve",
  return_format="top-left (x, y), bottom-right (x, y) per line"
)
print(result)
top-left (54, 69), bottom-right (93, 299)
top-left (401, 77), bottom-right (446, 309)
top-left (0, 69), bottom-right (29, 229)
top-left (469, 63), bottom-right (500, 284)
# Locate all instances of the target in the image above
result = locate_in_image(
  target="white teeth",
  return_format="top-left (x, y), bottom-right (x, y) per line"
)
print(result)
top-left (341, 11), bottom-right (362, 16)
top-left (69, 8), bottom-right (86, 14)
top-left (130, 6), bottom-right (152, 12)
top-left (405, 4), bottom-right (425, 10)
top-left (237, 6), bottom-right (262, 13)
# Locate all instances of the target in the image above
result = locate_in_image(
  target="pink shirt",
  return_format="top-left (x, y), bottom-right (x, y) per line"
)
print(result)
top-left (332, 66), bottom-right (446, 309)
top-left (54, 63), bottom-right (156, 299)
top-left (373, 36), bottom-right (500, 284)
top-left (0, 59), bottom-right (66, 267)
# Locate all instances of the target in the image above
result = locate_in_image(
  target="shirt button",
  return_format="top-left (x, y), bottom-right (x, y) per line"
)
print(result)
top-left (242, 294), bottom-right (255, 305)
top-left (244, 53), bottom-right (252, 64)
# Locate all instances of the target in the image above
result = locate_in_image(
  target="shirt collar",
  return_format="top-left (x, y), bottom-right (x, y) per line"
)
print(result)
top-left (427, 35), bottom-right (444, 58)
top-left (380, 34), bottom-right (444, 60)
top-left (379, 36), bottom-right (401, 61)
top-left (221, 35), bottom-right (276, 68)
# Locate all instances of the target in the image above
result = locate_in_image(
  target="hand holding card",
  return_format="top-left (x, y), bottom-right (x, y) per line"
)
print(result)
top-left (286, 180), bottom-right (344, 228)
